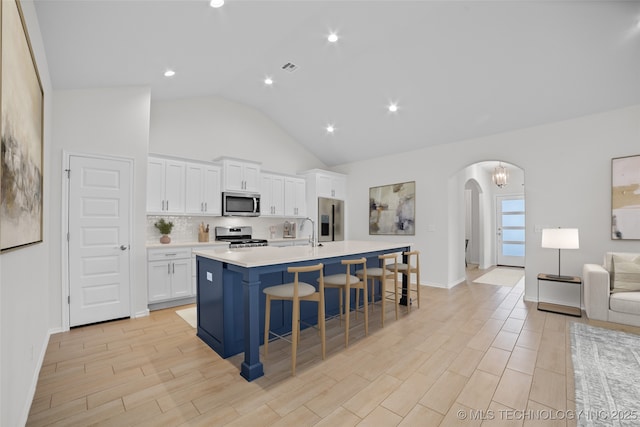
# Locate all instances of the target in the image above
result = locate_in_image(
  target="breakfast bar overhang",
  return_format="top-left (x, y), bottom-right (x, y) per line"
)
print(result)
top-left (194, 240), bottom-right (411, 381)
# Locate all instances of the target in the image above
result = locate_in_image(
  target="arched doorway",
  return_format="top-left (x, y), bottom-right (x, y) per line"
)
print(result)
top-left (462, 161), bottom-right (525, 278)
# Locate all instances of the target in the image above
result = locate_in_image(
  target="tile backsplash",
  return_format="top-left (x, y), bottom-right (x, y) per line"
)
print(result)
top-left (146, 215), bottom-right (312, 244)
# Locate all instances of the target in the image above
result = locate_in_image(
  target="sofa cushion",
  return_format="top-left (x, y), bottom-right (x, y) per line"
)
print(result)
top-left (604, 252), bottom-right (639, 273)
top-left (611, 254), bottom-right (640, 293)
top-left (610, 292), bottom-right (640, 315)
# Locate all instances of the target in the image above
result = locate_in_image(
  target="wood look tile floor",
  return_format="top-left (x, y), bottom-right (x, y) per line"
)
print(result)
top-left (27, 266), bottom-right (640, 426)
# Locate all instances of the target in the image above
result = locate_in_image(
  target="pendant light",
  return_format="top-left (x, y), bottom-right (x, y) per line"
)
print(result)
top-left (492, 162), bottom-right (508, 188)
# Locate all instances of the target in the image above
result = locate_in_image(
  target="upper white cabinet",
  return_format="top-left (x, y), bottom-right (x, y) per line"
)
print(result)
top-left (301, 169), bottom-right (347, 229)
top-left (185, 162), bottom-right (221, 215)
top-left (260, 173), bottom-right (285, 216)
top-left (147, 157), bottom-right (186, 214)
top-left (306, 169), bottom-right (347, 200)
top-left (220, 158), bottom-right (261, 193)
top-left (284, 176), bottom-right (306, 217)
top-left (318, 173), bottom-right (346, 199)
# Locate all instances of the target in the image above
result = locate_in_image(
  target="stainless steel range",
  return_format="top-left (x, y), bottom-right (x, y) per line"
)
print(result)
top-left (215, 226), bottom-right (268, 248)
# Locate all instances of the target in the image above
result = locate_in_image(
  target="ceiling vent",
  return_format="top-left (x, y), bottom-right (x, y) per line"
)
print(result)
top-left (281, 62), bottom-right (299, 73)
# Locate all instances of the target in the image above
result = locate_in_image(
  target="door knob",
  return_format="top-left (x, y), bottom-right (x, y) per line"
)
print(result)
top-left (120, 245), bottom-right (128, 251)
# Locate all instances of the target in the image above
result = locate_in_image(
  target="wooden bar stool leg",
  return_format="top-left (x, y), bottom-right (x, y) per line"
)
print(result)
top-left (338, 289), bottom-right (343, 324)
top-left (264, 294), bottom-right (271, 356)
top-left (291, 296), bottom-right (299, 376)
top-left (369, 278), bottom-right (375, 311)
top-left (405, 273), bottom-right (411, 313)
top-left (344, 283), bottom-right (350, 348)
top-left (380, 277), bottom-right (385, 327)
top-left (394, 274), bottom-right (399, 320)
top-left (363, 278), bottom-right (368, 336)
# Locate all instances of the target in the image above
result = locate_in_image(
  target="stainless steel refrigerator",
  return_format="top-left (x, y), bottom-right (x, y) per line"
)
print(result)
top-left (318, 197), bottom-right (344, 242)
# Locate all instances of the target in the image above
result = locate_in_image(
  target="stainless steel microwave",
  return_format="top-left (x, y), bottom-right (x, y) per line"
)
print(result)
top-left (222, 192), bottom-right (261, 217)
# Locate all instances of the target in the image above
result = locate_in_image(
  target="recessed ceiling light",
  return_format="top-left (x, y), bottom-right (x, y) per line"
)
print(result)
top-left (327, 33), bottom-right (339, 43)
top-left (326, 124), bottom-right (335, 134)
top-left (164, 69), bottom-right (175, 77)
top-left (209, 0), bottom-right (224, 8)
top-left (264, 77), bottom-right (274, 86)
top-left (388, 103), bottom-right (398, 113)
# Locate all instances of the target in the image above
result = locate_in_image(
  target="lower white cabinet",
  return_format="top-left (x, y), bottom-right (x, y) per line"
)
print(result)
top-left (148, 248), bottom-right (192, 303)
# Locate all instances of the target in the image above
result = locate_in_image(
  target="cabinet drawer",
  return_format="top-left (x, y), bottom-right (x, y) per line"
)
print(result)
top-left (148, 248), bottom-right (192, 261)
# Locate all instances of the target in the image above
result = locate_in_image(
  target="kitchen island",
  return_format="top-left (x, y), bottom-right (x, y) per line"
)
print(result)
top-left (194, 240), bottom-right (411, 381)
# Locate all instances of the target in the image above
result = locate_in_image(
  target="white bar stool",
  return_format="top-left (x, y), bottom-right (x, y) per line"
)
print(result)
top-left (263, 263), bottom-right (325, 376)
top-left (322, 258), bottom-right (368, 348)
top-left (356, 253), bottom-right (399, 326)
top-left (387, 250), bottom-right (420, 312)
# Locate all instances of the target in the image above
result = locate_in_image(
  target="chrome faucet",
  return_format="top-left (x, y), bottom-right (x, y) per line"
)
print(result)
top-left (302, 217), bottom-right (318, 247)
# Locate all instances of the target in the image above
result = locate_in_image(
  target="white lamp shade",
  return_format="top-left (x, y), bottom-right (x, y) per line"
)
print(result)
top-left (541, 228), bottom-right (579, 249)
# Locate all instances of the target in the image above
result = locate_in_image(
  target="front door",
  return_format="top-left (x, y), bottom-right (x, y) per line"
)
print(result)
top-left (68, 155), bottom-right (132, 327)
top-left (496, 195), bottom-right (525, 267)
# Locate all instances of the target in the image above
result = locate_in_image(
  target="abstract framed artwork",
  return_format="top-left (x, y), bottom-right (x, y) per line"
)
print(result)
top-left (611, 154), bottom-right (640, 240)
top-left (1, 0), bottom-right (44, 252)
top-left (369, 181), bottom-right (415, 235)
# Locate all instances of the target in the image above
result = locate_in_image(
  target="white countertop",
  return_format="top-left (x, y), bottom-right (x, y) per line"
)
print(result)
top-left (193, 240), bottom-right (410, 268)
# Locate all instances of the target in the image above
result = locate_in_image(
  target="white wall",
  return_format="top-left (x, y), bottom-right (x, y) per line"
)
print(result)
top-left (49, 87), bottom-right (152, 328)
top-left (150, 96), bottom-right (325, 175)
top-left (335, 104), bottom-right (640, 299)
top-left (0, 1), bottom-right (52, 425)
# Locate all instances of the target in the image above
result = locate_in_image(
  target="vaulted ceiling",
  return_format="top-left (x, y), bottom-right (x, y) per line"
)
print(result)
top-left (34, 1), bottom-right (640, 166)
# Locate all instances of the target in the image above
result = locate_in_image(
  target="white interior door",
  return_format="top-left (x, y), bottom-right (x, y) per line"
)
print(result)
top-left (68, 155), bottom-right (132, 327)
top-left (496, 195), bottom-right (525, 267)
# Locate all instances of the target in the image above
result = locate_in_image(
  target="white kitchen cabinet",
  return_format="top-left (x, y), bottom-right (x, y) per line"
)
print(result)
top-left (185, 162), bottom-right (221, 215)
top-left (301, 169), bottom-right (348, 238)
top-left (260, 173), bottom-right (285, 216)
top-left (148, 248), bottom-right (192, 303)
top-left (147, 157), bottom-right (186, 214)
top-left (317, 172), bottom-right (346, 199)
top-left (284, 176), bottom-right (306, 217)
top-left (220, 158), bottom-right (261, 193)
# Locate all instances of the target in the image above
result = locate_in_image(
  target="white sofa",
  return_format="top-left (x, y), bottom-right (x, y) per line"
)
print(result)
top-left (583, 252), bottom-right (640, 327)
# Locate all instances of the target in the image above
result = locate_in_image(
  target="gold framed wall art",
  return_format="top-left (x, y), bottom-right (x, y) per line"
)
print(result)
top-left (369, 181), bottom-right (415, 235)
top-left (612, 154), bottom-right (640, 240)
top-left (1, 0), bottom-right (44, 252)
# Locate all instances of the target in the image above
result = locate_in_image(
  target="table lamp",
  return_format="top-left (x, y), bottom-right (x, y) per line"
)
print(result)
top-left (541, 228), bottom-right (579, 279)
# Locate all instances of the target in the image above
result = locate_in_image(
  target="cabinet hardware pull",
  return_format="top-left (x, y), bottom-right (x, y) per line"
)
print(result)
top-left (168, 263), bottom-right (171, 274)
top-left (173, 263), bottom-right (175, 274)
top-left (164, 253), bottom-right (177, 256)
top-left (205, 202), bottom-right (207, 211)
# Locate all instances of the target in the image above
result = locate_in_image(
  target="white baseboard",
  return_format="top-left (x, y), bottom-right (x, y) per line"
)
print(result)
top-left (134, 309), bottom-right (150, 318)
top-left (20, 329), bottom-right (53, 427)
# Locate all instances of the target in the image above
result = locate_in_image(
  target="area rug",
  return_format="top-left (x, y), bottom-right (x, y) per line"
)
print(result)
top-left (472, 268), bottom-right (524, 287)
top-left (571, 322), bottom-right (640, 426)
top-left (176, 307), bottom-right (197, 328)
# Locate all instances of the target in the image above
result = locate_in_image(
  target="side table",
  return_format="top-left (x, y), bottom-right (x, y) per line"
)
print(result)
top-left (537, 273), bottom-right (582, 317)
